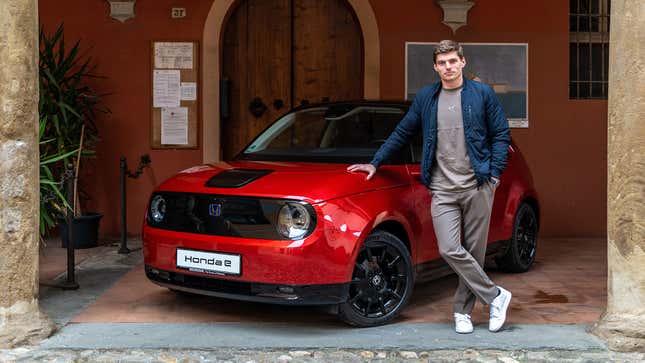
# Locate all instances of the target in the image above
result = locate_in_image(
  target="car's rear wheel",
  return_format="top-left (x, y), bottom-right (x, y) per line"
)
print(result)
top-left (338, 230), bottom-right (414, 327)
top-left (496, 202), bottom-right (538, 272)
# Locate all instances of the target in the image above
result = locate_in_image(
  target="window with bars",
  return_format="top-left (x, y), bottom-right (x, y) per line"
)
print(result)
top-left (569, 0), bottom-right (610, 99)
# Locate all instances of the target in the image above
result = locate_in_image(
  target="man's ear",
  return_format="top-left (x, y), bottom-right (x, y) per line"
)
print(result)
top-left (433, 63), bottom-right (439, 73)
top-left (461, 56), bottom-right (467, 67)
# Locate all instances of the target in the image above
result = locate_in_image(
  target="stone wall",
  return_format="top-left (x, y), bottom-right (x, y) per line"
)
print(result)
top-left (592, 0), bottom-right (645, 352)
top-left (0, 0), bottom-right (55, 347)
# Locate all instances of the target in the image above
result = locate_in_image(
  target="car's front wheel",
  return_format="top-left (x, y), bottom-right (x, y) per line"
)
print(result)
top-left (496, 202), bottom-right (539, 272)
top-left (338, 230), bottom-right (414, 327)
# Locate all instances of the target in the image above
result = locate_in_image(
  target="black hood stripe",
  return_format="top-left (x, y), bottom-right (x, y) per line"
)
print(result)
top-left (205, 169), bottom-right (273, 188)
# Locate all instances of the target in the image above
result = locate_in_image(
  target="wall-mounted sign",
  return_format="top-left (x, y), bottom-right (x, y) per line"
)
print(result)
top-left (150, 41), bottom-right (200, 149)
top-left (108, 0), bottom-right (136, 23)
top-left (406, 43), bottom-right (529, 128)
top-left (172, 7), bottom-right (187, 18)
top-left (154, 42), bottom-right (194, 69)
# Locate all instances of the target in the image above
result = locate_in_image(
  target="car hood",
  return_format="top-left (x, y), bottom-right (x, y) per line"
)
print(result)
top-left (156, 160), bottom-right (411, 204)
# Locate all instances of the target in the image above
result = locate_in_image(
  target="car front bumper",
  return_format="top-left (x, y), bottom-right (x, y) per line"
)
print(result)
top-left (145, 265), bottom-right (349, 305)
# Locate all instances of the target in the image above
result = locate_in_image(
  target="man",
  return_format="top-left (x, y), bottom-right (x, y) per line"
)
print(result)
top-left (347, 40), bottom-right (512, 333)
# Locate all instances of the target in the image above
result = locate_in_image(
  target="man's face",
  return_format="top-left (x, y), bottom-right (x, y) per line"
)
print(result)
top-left (433, 51), bottom-right (466, 83)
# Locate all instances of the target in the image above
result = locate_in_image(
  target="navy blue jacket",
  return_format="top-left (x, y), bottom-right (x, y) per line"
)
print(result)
top-left (370, 77), bottom-right (511, 187)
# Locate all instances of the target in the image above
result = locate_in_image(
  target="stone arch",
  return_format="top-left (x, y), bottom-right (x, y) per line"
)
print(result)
top-left (201, 0), bottom-right (380, 163)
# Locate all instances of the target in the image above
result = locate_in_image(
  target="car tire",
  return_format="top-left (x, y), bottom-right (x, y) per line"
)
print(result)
top-left (338, 230), bottom-right (414, 327)
top-left (496, 202), bottom-right (538, 273)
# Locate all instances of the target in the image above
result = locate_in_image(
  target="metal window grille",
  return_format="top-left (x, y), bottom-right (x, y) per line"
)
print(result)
top-left (569, 0), bottom-right (610, 99)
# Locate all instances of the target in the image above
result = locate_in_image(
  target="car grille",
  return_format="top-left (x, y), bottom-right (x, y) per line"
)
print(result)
top-left (147, 192), bottom-right (286, 239)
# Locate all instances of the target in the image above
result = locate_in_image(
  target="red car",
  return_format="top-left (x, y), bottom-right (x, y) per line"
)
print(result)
top-left (143, 101), bottom-right (539, 327)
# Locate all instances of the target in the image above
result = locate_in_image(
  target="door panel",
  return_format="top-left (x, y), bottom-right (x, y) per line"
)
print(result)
top-left (222, 0), bottom-right (363, 160)
top-left (247, 0), bottom-right (292, 140)
top-left (293, 0), bottom-right (363, 106)
top-left (222, 1), bottom-right (248, 160)
top-left (222, 0), bottom-right (291, 160)
top-left (407, 163), bottom-right (440, 263)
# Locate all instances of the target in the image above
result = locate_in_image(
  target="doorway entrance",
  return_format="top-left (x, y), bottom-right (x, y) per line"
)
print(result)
top-left (220, 0), bottom-right (364, 160)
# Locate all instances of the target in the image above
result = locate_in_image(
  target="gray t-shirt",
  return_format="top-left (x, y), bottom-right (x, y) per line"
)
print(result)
top-left (429, 86), bottom-right (478, 192)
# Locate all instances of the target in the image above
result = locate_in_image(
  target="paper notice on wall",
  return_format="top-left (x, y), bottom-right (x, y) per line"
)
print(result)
top-left (180, 82), bottom-right (197, 101)
top-left (155, 42), bottom-right (194, 69)
top-left (153, 70), bottom-right (180, 108)
top-left (161, 107), bottom-right (188, 145)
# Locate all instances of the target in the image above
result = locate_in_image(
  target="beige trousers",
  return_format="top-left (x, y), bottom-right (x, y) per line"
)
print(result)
top-left (430, 182), bottom-right (499, 314)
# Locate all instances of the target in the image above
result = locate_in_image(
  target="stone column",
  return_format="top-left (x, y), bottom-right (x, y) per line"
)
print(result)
top-left (592, 0), bottom-right (645, 353)
top-left (0, 0), bottom-right (55, 347)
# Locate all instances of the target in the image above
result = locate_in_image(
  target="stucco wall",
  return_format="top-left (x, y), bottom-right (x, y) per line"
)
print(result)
top-left (38, 0), bottom-right (608, 238)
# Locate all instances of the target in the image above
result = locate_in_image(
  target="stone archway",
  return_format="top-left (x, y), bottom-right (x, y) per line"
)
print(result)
top-left (201, 0), bottom-right (380, 163)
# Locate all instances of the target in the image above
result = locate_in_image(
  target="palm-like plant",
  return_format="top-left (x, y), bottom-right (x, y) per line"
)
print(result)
top-left (39, 24), bottom-right (109, 236)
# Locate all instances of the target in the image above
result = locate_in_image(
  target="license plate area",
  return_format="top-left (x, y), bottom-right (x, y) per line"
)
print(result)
top-left (176, 248), bottom-right (241, 276)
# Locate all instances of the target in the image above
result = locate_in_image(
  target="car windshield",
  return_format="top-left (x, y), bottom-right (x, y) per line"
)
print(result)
top-left (237, 104), bottom-right (409, 163)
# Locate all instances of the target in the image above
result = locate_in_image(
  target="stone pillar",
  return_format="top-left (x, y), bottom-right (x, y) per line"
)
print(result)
top-left (592, 0), bottom-right (645, 353)
top-left (0, 0), bottom-right (55, 347)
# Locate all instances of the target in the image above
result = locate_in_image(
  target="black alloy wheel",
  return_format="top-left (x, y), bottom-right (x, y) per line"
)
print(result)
top-left (338, 230), bottom-right (414, 327)
top-left (497, 202), bottom-right (539, 272)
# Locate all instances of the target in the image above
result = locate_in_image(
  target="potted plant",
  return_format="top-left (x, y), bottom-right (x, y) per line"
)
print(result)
top-left (39, 24), bottom-right (109, 248)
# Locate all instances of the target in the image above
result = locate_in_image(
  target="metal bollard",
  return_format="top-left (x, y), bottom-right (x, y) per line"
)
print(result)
top-left (62, 163), bottom-right (79, 290)
top-left (119, 154), bottom-right (151, 254)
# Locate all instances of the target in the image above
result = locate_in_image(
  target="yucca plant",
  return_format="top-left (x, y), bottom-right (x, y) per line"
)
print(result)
top-left (39, 24), bottom-right (109, 236)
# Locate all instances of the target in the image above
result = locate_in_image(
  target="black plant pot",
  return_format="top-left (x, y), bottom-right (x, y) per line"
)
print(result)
top-left (60, 212), bottom-right (103, 249)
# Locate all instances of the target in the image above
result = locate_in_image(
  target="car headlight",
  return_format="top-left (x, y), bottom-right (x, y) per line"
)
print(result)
top-left (150, 195), bottom-right (166, 223)
top-left (276, 202), bottom-right (311, 239)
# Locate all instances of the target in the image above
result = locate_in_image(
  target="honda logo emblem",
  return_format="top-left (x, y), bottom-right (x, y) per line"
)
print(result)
top-left (208, 203), bottom-right (222, 217)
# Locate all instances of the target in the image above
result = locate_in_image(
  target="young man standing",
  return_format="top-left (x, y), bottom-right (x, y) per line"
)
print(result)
top-left (347, 40), bottom-right (512, 333)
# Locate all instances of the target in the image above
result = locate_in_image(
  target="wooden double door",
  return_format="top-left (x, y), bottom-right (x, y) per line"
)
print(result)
top-left (221, 0), bottom-right (363, 160)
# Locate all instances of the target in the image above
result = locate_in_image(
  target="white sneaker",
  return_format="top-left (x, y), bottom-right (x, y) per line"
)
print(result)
top-left (454, 313), bottom-right (473, 334)
top-left (489, 286), bottom-right (512, 332)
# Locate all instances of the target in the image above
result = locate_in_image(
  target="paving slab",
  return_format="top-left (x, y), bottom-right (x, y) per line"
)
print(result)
top-left (41, 322), bottom-right (606, 351)
top-left (39, 240), bottom-right (143, 326)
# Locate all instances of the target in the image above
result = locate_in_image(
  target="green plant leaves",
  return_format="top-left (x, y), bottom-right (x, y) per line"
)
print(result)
top-left (38, 23), bottom-right (109, 236)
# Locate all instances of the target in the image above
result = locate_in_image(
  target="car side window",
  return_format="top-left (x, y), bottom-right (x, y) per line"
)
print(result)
top-left (320, 106), bottom-right (413, 164)
top-left (243, 105), bottom-right (415, 164)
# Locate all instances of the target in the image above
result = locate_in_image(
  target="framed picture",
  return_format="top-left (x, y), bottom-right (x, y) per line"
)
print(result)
top-left (406, 43), bottom-right (529, 128)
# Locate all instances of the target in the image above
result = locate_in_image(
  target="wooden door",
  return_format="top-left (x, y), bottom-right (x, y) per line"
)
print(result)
top-left (221, 0), bottom-right (363, 160)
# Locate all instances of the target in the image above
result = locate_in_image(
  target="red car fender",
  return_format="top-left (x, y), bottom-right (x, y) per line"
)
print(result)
top-left (318, 187), bottom-right (418, 280)
top-left (502, 184), bottom-right (540, 236)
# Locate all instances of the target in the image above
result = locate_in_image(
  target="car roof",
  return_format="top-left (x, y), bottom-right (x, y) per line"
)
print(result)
top-left (290, 99), bottom-right (412, 113)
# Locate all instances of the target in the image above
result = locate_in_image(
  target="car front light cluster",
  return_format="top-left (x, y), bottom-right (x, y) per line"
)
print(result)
top-left (150, 195), bottom-right (166, 223)
top-left (276, 202), bottom-right (312, 239)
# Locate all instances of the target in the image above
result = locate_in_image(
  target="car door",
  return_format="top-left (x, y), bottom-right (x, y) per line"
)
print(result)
top-left (406, 136), bottom-right (441, 264)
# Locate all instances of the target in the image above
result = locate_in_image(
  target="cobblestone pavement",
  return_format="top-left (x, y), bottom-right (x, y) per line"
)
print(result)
top-left (0, 348), bottom-right (643, 362)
